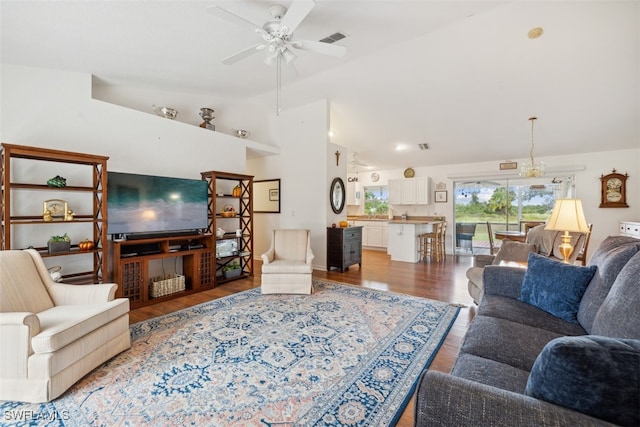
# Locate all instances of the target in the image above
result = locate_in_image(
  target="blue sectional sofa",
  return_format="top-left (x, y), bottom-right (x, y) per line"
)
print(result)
top-left (415, 235), bottom-right (640, 426)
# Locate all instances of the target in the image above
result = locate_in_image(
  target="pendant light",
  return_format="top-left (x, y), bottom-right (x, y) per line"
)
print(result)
top-left (519, 116), bottom-right (545, 178)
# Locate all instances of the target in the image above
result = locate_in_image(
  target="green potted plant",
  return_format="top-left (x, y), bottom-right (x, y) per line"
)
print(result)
top-left (222, 261), bottom-right (242, 279)
top-left (48, 233), bottom-right (71, 254)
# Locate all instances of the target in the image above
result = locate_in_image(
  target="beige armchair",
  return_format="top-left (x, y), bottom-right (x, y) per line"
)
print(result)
top-left (0, 249), bottom-right (131, 403)
top-left (261, 229), bottom-right (314, 294)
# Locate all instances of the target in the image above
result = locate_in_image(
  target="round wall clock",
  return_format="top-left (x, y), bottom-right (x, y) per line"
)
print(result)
top-left (370, 172), bottom-right (380, 182)
top-left (599, 170), bottom-right (629, 208)
top-left (403, 168), bottom-right (415, 178)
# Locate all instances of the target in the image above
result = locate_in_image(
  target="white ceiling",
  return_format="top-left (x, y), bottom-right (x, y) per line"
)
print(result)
top-left (2, 1), bottom-right (639, 171)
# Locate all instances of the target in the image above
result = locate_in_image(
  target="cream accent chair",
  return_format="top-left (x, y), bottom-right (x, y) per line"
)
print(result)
top-left (0, 249), bottom-right (131, 403)
top-left (261, 229), bottom-right (314, 294)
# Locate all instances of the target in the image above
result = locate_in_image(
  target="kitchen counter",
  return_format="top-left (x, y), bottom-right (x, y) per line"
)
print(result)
top-left (387, 221), bottom-right (440, 263)
top-left (348, 216), bottom-right (444, 224)
top-left (387, 219), bottom-right (435, 224)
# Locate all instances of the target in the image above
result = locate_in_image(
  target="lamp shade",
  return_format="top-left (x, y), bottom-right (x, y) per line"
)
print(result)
top-left (545, 199), bottom-right (590, 233)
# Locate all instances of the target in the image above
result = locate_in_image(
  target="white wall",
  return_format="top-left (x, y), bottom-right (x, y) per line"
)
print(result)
top-left (247, 99), bottom-right (333, 269)
top-left (92, 82), bottom-right (273, 148)
top-left (1, 64), bottom-right (250, 176)
top-left (0, 63), bottom-right (269, 274)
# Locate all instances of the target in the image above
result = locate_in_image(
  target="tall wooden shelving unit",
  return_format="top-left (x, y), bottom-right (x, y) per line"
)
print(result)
top-left (200, 170), bottom-right (254, 283)
top-left (1, 143), bottom-right (109, 283)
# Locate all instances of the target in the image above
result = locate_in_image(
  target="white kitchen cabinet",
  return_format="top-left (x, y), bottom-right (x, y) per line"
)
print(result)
top-left (388, 177), bottom-right (431, 205)
top-left (416, 177), bottom-right (431, 204)
top-left (346, 181), bottom-right (361, 205)
top-left (354, 220), bottom-right (388, 248)
top-left (388, 179), bottom-right (403, 205)
top-left (619, 221), bottom-right (640, 239)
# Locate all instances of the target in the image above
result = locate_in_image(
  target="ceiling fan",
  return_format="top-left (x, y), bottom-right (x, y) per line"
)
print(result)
top-left (207, 0), bottom-right (346, 66)
top-left (350, 153), bottom-right (371, 170)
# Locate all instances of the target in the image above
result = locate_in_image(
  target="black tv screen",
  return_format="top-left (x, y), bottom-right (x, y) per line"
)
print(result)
top-left (107, 171), bottom-right (208, 237)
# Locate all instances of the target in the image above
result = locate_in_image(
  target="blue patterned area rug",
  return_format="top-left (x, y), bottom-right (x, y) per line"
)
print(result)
top-left (2, 279), bottom-right (459, 426)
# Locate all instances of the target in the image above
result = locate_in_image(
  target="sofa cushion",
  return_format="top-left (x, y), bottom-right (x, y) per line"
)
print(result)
top-left (491, 240), bottom-right (537, 265)
top-left (525, 335), bottom-right (640, 426)
top-left (261, 260), bottom-right (313, 274)
top-left (578, 236), bottom-right (640, 332)
top-left (273, 229), bottom-right (310, 263)
top-left (478, 295), bottom-right (587, 336)
top-left (520, 253), bottom-right (596, 324)
top-left (0, 250), bottom-right (54, 313)
top-left (460, 315), bottom-right (570, 371)
top-left (32, 299), bottom-right (130, 353)
top-left (452, 353), bottom-right (531, 394)
top-left (592, 250), bottom-right (640, 339)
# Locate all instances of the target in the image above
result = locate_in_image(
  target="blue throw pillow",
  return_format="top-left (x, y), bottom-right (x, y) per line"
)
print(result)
top-left (525, 335), bottom-right (640, 426)
top-left (520, 252), bottom-right (596, 323)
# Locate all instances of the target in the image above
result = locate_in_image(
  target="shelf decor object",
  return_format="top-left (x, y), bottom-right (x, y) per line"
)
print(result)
top-left (519, 116), bottom-right (545, 178)
top-left (199, 108), bottom-right (215, 130)
top-left (43, 199), bottom-right (67, 220)
top-left (46, 175), bottom-right (67, 188)
top-left (48, 234), bottom-right (71, 254)
top-left (152, 105), bottom-right (178, 119)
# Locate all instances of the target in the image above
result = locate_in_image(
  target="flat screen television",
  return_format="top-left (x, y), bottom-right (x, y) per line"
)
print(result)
top-left (107, 171), bottom-right (208, 239)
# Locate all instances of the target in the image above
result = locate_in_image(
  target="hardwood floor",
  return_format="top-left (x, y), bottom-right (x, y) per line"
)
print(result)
top-left (129, 249), bottom-right (478, 426)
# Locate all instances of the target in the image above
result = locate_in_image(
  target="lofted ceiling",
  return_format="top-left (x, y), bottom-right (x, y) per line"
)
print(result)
top-left (1, 1), bottom-right (638, 171)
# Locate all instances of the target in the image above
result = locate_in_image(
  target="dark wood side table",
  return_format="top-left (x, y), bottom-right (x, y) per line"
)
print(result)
top-left (327, 226), bottom-right (363, 272)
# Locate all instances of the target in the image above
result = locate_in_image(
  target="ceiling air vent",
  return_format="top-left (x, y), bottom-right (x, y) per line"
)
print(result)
top-left (319, 32), bottom-right (346, 44)
top-left (417, 143), bottom-right (430, 150)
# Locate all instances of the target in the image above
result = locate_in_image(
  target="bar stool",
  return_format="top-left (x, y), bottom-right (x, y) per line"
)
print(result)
top-left (439, 221), bottom-right (447, 261)
top-left (418, 221), bottom-right (443, 262)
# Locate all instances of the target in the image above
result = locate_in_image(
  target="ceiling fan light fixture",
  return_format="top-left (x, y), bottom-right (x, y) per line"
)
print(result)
top-left (282, 48), bottom-right (296, 64)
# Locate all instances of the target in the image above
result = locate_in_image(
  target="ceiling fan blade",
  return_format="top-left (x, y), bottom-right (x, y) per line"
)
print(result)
top-left (207, 5), bottom-right (262, 32)
top-left (222, 43), bottom-right (264, 65)
top-left (291, 40), bottom-right (346, 57)
top-left (279, 0), bottom-right (315, 35)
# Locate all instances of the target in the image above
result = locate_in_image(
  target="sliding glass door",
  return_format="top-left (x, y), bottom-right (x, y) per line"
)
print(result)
top-left (453, 176), bottom-right (571, 254)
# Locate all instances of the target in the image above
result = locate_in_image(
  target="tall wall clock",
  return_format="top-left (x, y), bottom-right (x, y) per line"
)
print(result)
top-left (599, 169), bottom-right (629, 208)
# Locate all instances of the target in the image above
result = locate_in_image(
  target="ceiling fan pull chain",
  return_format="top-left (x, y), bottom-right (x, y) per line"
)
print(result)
top-left (276, 54), bottom-right (281, 116)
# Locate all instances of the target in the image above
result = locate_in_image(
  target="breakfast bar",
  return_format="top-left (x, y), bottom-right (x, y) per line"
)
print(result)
top-left (387, 219), bottom-right (441, 263)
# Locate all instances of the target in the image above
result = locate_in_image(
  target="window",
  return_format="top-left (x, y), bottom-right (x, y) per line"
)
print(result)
top-left (364, 185), bottom-right (388, 215)
top-left (453, 176), bottom-right (571, 253)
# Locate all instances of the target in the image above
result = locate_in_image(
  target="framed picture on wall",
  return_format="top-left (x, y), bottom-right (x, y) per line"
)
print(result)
top-left (435, 191), bottom-right (447, 203)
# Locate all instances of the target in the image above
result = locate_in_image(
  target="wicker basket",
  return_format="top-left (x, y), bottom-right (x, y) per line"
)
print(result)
top-left (220, 204), bottom-right (237, 217)
top-left (150, 273), bottom-right (186, 298)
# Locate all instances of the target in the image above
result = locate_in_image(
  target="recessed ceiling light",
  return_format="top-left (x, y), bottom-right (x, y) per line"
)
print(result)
top-left (395, 144), bottom-right (408, 151)
top-left (328, 130), bottom-right (335, 138)
top-left (528, 27), bottom-right (544, 39)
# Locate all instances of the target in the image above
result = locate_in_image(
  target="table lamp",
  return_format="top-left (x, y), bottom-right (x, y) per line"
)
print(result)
top-left (545, 199), bottom-right (590, 263)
